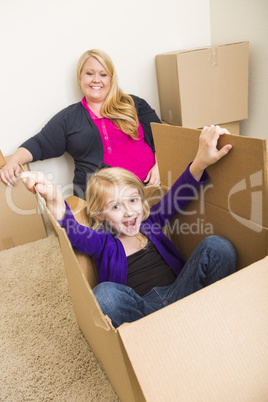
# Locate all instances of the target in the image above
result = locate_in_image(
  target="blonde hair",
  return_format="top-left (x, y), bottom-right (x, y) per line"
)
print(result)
top-left (77, 49), bottom-right (139, 139)
top-left (85, 167), bottom-right (150, 230)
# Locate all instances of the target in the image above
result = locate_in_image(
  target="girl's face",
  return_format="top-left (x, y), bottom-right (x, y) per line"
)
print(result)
top-left (101, 185), bottom-right (143, 239)
top-left (80, 56), bottom-right (111, 105)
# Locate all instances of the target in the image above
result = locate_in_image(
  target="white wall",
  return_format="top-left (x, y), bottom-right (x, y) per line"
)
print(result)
top-left (210, 0), bottom-right (268, 141)
top-left (0, 0), bottom-right (211, 196)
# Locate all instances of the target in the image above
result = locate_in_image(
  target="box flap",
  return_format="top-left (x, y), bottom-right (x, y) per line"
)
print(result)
top-left (40, 199), bottom-right (144, 401)
top-left (0, 159), bottom-right (47, 250)
top-left (152, 123), bottom-right (268, 268)
top-left (118, 257), bottom-right (268, 401)
top-left (152, 123), bottom-right (267, 225)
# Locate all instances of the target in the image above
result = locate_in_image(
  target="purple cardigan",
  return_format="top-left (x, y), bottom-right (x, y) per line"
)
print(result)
top-left (59, 165), bottom-right (209, 285)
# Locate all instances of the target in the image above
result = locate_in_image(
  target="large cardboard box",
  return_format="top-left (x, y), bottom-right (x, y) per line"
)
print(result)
top-left (156, 42), bottom-right (249, 128)
top-left (0, 152), bottom-right (47, 250)
top-left (38, 124), bottom-right (268, 401)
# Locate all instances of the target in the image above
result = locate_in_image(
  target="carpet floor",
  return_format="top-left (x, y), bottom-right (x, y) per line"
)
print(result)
top-left (0, 216), bottom-right (119, 401)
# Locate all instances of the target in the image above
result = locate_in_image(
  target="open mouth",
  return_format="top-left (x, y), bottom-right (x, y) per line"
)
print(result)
top-left (123, 218), bottom-right (137, 229)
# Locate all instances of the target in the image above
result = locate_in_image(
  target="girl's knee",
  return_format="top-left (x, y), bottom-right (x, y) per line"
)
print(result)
top-left (202, 235), bottom-right (237, 273)
top-left (93, 282), bottom-right (116, 313)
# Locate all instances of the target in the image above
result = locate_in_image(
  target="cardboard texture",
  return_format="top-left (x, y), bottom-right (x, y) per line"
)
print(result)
top-left (0, 152), bottom-right (47, 250)
top-left (46, 201), bottom-right (268, 401)
top-left (41, 121), bottom-right (268, 401)
top-left (152, 123), bottom-right (268, 270)
top-left (118, 256), bottom-right (268, 402)
top-left (156, 42), bottom-right (249, 128)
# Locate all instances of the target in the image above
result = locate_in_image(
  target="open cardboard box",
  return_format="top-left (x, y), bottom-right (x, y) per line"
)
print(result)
top-left (42, 125), bottom-right (267, 401)
top-left (0, 151), bottom-right (47, 250)
top-left (156, 42), bottom-right (249, 128)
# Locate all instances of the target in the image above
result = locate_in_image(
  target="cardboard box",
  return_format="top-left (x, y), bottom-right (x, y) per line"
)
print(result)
top-left (0, 152), bottom-right (47, 250)
top-left (152, 123), bottom-right (267, 269)
top-left (198, 120), bottom-right (240, 135)
top-left (164, 120), bottom-right (240, 135)
top-left (39, 124), bottom-right (268, 401)
top-left (156, 42), bottom-right (249, 128)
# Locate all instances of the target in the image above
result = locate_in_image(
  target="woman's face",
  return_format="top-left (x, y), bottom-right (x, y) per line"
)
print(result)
top-left (80, 57), bottom-right (111, 105)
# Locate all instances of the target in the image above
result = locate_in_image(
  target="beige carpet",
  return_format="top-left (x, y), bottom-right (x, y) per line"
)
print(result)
top-left (0, 216), bottom-right (119, 401)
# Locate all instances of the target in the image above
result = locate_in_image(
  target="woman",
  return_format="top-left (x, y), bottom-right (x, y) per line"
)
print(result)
top-left (0, 49), bottom-right (161, 198)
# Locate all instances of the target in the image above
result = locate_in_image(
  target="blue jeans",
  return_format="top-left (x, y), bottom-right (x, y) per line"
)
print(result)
top-left (93, 236), bottom-right (236, 328)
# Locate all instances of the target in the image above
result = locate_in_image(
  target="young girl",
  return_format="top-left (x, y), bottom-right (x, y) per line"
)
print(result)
top-left (21, 125), bottom-right (236, 328)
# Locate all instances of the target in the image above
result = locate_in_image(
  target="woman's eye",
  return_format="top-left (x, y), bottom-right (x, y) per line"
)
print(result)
top-left (101, 74), bottom-right (107, 77)
top-left (87, 72), bottom-right (93, 75)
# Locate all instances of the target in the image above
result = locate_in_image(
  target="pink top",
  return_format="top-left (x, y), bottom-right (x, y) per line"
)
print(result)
top-left (81, 97), bottom-right (155, 181)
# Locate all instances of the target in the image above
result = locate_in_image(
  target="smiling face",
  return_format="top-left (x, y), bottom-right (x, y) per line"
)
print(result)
top-left (79, 56), bottom-right (111, 105)
top-left (101, 185), bottom-right (144, 239)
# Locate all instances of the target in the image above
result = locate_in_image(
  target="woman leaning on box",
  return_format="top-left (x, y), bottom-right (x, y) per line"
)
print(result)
top-left (0, 49), bottom-right (161, 199)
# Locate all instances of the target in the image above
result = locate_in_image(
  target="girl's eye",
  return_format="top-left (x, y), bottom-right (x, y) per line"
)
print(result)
top-left (112, 204), bottom-right (120, 210)
top-left (130, 198), bottom-right (138, 203)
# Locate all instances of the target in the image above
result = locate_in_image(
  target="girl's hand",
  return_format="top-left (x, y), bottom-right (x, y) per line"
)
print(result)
top-left (190, 125), bottom-right (232, 181)
top-left (20, 171), bottom-right (66, 220)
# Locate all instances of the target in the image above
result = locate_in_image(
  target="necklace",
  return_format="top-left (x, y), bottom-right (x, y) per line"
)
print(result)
top-left (136, 233), bottom-right (148, 250)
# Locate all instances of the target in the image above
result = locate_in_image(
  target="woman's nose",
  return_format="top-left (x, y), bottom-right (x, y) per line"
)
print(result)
top-left (92, 74), bottom-right (100, 82)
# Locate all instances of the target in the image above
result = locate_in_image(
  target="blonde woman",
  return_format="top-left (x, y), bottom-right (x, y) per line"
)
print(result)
top-left (21, 125), bottom-right (236, 328)
top-left (0, 49), bottom-right (161, 198)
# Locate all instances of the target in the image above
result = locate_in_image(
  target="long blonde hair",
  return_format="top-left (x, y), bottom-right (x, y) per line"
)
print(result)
top-left (85, 167), bottom-right (150, 230)
top-left (77, 49), bottom-right (139, 139)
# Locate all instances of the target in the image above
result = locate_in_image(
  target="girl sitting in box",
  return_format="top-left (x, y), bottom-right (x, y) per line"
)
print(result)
top-left (21, 125), bottom-right (236, 328)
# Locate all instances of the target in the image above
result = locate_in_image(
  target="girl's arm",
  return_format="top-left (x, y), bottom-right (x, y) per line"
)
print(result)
top-left (20, 171), bottom-right (105, 256)
top-left (20, 171), bottom-right (66, 220)
top-left (150, 125), bottom-right (232, 226)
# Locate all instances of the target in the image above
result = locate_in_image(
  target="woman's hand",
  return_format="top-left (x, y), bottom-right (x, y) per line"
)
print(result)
top-left (0, 148), bottom-right (33, 186)
top-left (0, 161), bottom-right (22, 186)
top-left (190, 125), bottom-right (232, 182)
top-left (20, 171), bottom-right (66, 220)
top-left (144, 162), bottom-right (161, 186)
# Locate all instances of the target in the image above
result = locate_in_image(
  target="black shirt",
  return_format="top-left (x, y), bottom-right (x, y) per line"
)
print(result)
top-left (126, 240), bottom-right (177, 296)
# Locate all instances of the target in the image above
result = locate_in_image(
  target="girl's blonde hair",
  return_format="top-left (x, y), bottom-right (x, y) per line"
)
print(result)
top-left (77, 49), bottom-right (139, 139)
top-left (85, 167), bottom-right (150, 230)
